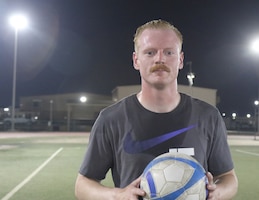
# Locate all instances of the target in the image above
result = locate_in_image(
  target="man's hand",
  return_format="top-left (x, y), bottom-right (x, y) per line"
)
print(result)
top-left (113, 177), bottom-right (146, 200)
top-left (206, 172), bottom-right (218, 199)
top-left (76, 174), bottom-right (146, 200)
top-left (206, 170), bottom-right (238, 200)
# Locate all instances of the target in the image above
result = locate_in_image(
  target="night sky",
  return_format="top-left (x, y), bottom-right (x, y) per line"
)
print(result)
top-left (0, 0), bottom-right (259, 117)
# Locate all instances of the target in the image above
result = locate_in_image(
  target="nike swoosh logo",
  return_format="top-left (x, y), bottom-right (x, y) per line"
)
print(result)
top-left (123, 125), bottom-right (196, 154)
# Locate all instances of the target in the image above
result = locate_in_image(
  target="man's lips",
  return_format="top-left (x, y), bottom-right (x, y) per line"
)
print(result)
top-left (150, 64), bottom-right (170, 73)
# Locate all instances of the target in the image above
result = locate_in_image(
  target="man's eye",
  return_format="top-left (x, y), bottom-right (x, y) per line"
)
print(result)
top-left (146, 51), bottom-right (156, 56)
top-left (165, 51), bottom-right (173, 55)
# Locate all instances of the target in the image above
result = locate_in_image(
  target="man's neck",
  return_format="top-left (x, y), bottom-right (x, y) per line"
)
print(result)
top-left (137, 86), bottom-right (181, 113)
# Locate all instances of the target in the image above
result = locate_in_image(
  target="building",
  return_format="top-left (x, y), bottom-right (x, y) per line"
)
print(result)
top-left (2, 84), bottom-right (217, 132)
top-left (18, 92), bottom-right (113, 131)
top-left (112, 84), bottom-right (217, 106)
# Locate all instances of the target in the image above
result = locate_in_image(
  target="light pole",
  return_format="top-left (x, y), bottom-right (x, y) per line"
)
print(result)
top-left (186, 61), bottom-right (195, 86)
top-left (255, 100), bottom-right (259, 140)
top-left (186, 61), bottom-right (195, 96)
top-left (67, 104), bottom-right (71, 132)
top-left (251, 38), bottom-right (259, 140)
top-left (49, 100), bottom-right (53, 131)
top-left (8, 13), bottom-right (28, 131)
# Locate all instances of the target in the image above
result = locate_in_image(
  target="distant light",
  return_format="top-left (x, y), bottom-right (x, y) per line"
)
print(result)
top-left (80, 96), bottom-right (87, 103)
top-left (246, 114), bottom-right (251, 118)
top-left (187, 72), bottom-right (195, 86)
top-left (4, 108), bottom-right (9, 112)
top-left (9, 13), bottom-right (28, 30)
top-left (255, 100), bottom-right (259, 106)
top-left (187, 73), bottom-right (195, 79)
top-left (222, 113), bottom-right (226, 117)
top-left (232, 113), bottom-right (237, 119)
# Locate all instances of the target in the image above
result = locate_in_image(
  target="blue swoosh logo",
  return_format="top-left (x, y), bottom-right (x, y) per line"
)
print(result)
top-left (123, 125), bottom-right (195, 154)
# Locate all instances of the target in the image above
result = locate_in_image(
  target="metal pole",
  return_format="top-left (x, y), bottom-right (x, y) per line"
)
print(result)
top-left (254, 99), bottom-right (259, 141)
top-left (186, 61), bottom-right (195, 96)
top-left (254, 106), bottom-right (257, 140)
top-left (49, 100), bottom-right (53, 131)
top-left (257, 87), bottom-right (259, 140)
top-left (258, 105), bottom-right (259, 140)
top-left (67, 104), bottom-right (71, 132)
top-left (11, 28), bottom-right (18, 131)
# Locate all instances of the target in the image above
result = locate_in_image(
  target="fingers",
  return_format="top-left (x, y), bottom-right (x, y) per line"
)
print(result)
top-left (127, 177), bottom-right (145, 198)
top-left (206, 172), bottom-right (216, 191)
top-left (207, 172), bottom-right (214, 184)
top-left (131, 176), bottom-right (142, 187)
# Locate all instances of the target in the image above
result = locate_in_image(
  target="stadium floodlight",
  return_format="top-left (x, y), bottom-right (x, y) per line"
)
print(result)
top-left (251, 39), bottom-right (259, 54)
top-left (9, 14), bottom-right (28, 30)
top-left (8, 13), bottom-right (29, 131)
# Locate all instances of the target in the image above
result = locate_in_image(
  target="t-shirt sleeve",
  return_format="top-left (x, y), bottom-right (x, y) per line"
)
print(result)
top-left (207, 111), bottom-right (234, 176)
top-left (79, 113), bottom-right (113, 181)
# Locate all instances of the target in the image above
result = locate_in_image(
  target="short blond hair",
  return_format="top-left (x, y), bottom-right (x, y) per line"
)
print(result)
top-left (133, 19), bottom-right (183, 52)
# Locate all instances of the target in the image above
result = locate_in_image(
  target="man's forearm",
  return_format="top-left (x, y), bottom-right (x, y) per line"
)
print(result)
top-left (214, 170), bottom-right (238, 200)
top-left (75, 174), bottom-right (115, 200)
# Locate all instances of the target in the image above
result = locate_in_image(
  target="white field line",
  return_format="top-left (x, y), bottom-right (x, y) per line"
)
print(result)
top-left (236, 149), bottom-right (259, 157)
top-left (1, 148), bottom-right (63, 200)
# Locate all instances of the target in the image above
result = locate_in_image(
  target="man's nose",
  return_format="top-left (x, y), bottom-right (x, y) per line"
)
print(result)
top-left (155, 51), bottom-right (165, 64)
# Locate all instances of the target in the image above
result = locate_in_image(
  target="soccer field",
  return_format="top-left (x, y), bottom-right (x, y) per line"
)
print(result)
top-left (0, 132), bottom-right (258, 200)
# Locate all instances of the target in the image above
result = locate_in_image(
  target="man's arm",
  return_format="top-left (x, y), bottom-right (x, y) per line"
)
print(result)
top-left (75, 174), bottom-right (145, 200)
top-left (207, 169), bottom-right (238, 200)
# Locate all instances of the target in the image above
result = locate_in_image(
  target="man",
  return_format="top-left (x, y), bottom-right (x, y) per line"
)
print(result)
top-left (75, 19), bottom-right (238, 200)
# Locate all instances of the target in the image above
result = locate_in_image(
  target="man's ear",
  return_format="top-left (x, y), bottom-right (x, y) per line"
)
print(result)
top-left (132, 52), bottom-right (139, 70)
top-left (179, 51), bottom-right (184, 70)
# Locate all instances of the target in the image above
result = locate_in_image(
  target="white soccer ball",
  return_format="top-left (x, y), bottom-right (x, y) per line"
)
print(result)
top-left (140, 152), bottom-right (207, 200)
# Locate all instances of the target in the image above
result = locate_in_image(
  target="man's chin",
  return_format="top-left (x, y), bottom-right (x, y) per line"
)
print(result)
top-left (152, 82), bottom-right (167, 90)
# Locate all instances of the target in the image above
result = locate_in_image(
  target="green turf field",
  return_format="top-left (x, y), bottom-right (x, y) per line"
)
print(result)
top-left (0, 133), bottom-right (258, 200)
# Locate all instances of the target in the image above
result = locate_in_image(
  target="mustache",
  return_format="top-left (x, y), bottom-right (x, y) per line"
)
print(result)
top-left (150, 64), bottom-right (170, 73)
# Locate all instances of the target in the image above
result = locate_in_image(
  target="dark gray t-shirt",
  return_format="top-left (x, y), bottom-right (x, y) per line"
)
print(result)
top-left (79, 93), bottom-right (233, 188)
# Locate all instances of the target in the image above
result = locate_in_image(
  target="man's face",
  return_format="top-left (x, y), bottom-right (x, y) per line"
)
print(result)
top-left (133, 28), bottom-right (184, 89)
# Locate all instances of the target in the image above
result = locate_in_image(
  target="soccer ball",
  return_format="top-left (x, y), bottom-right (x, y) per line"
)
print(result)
top-left (140, 152), bottom-right (207, 200)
